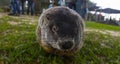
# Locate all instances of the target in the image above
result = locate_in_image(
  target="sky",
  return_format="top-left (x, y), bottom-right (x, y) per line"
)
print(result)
top-left (90, 0), bottom-right (120, 20)
top-left (90, 0), bottom-right (120, 10)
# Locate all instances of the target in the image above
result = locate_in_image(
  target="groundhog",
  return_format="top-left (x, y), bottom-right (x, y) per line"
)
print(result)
top-left (36, 6), bottom-right (84, 56)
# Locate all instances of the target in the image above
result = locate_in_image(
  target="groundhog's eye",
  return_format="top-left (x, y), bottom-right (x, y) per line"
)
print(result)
top-left (52, 25), bottom-right (59, 33)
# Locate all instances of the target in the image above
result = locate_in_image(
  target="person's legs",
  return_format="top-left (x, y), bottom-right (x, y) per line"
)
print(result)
top-left (73, 3), bottom-right (76, 10)
top-left (16, 0), bottom-right (21, 14)
top-left (82, 8), bottom-right (87, 19)
top-left (67, 2), bottom-right (73, 9)
top-left (58, 0), bottom-right (61, 6)
top-left (48, 4), bottom-right (53, 8)
top-left (31, 1), bottom-right (35, 15)
top-left (76, 0), bottom-right (83, 17)
top-left (27, 1), bottom-right (30, 15)
top-left (10, 0), bottom-right (16, 15)
top-left (21, 1), bottom-right (25, 14)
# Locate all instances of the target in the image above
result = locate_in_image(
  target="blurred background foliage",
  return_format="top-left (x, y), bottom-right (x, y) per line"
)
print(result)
top-left (0, 0), bottom-right (10, 7)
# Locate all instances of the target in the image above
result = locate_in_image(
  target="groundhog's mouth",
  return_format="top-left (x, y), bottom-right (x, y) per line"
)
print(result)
top-left (52, 39), bottom-right (75, 51)
top-left (59, 41), bottom-right (74, 50)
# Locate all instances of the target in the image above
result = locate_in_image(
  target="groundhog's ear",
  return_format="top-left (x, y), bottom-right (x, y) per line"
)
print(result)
top-left (46, 13), bottom-right (52, 20)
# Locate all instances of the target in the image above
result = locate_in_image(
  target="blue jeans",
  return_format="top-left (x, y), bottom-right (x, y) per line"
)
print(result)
top-left (76, 0), bottom-right (87, 19)
top-left (27, 0), bottom-right (35, 15)
top-left (48, 4), bottom-right (53, 8)
top-left (58, 0), bottom-right (66, 6)
top-left (21, 0), bottom-right (26, 14)
top-left (10, 0), bottom-right (21, 14)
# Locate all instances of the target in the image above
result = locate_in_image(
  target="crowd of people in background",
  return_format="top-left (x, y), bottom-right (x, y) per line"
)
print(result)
top-left (8, 0), bottom-right (88, 19)
top-left (48, 0), bottom-right (88, 19)
top-left (9, 0), bottom-right (35, 16)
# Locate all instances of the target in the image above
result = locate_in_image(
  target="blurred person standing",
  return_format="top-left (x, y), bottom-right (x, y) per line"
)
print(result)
top-left (49, 0), bottom-right (55, 8)
top-left (16, 0), bottom-right (21, 15)
top-left (27, 0), bottom-right (35, 15)
top-left (9, 0), bottom-right (21, 16)
top-left (66, 0), bottom-right (77, 10)
top-left (58, 0), bottom-right (66, 6)
top-left (76, 0), bottom-right (88, 19)
top-left (20, 0), bottom-right (26, 14)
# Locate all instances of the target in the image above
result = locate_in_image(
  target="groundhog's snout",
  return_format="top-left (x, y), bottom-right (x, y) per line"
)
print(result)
top-left (59, 41), bottom-right (74, 50)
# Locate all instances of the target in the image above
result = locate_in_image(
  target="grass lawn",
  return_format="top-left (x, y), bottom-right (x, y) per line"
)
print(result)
top-left (86, 21), bottom-right (120, 31)
top-left (0, 8), bottom-right (4, 12)
top-left (0, 15), bottom-right (120, 64)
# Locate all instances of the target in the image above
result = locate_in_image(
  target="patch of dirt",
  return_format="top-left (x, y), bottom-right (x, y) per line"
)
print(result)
top-left (10, 15), bottom-right (38, 25)
top-left (8, 21), bottom-right (21, 25)
top-left (0, 13), bottom-right (7, 18)
top-left (85, 28), bottom-right (120, 37)
top-left (0, 12), bottom-right (38, 25)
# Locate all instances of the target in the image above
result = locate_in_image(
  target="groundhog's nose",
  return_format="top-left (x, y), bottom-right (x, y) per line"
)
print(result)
top-left (59, 41), bottom-right (74, 50)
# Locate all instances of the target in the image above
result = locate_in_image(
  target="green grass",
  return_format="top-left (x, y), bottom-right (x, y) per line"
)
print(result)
top-left (86, 21), bottom-right (120, 31)
top-left (0, 8), bottom-right (4, 12)
top-left (0, 15), bottom-right (120, 64)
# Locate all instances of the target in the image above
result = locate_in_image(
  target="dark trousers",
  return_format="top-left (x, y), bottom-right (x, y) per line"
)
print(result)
top-left (10, 0), bottom-right (21, 14)
top-left (76, 0), bottom-right (87, 19)
top-left (21, 1), bottom-right (25, 14)
top-left (66, 2), bottom-right (76, 10)
top-left (27, 0), bottom-right (34, 15)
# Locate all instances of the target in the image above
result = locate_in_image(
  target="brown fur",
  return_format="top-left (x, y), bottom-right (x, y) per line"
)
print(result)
top-left (36, 6), bottom-right (84, 56)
